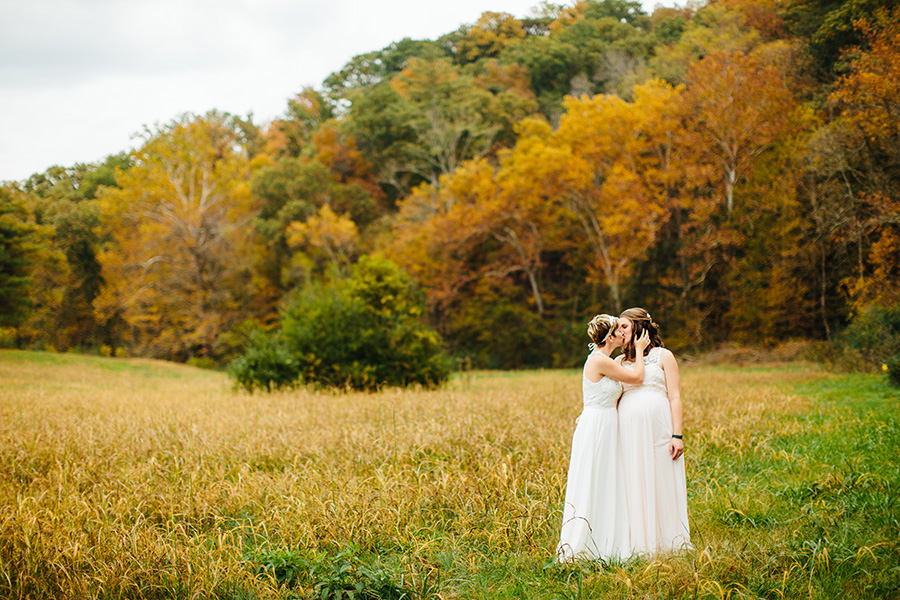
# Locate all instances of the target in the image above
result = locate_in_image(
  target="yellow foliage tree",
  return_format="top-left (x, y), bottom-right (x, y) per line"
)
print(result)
top-left (515, 94), bottom-right (667, 312)
top-left (455, 12), bottom-right (526, 63)
top-left (389, 87), bottom-right (680, 316)
top-left (95, 112), bottom-right (255, 360)
top-left (287, 204), bottom-right (359, 272)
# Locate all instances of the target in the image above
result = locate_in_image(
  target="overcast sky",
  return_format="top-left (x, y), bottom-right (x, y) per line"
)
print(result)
top-left (0, 0), bottom-right (665, 183)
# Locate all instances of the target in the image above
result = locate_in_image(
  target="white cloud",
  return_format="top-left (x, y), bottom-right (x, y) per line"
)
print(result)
top-left (0, 0), bottom-right (666, 182)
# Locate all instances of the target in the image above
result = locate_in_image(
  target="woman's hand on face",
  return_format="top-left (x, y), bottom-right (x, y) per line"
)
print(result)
top-left (634, 330), bottom-right (650, 353)
top-left (669, 437), bottom-right (684, 460)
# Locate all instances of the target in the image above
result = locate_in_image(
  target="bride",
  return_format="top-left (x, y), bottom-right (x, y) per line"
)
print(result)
top-left (617, 307), bottom-right (691, 555)
top-left (557, 314), bottom-right (650, 561)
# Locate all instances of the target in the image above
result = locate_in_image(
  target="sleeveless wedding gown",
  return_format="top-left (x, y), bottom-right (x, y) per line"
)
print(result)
top-left (556, 353), bottom-right (630, 561)
top-left (618, 346), bottom-right (691, 555)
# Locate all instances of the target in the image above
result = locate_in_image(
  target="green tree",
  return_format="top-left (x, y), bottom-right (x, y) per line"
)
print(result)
top-left (0, 185), bottom-right (46, 327)
top-left (784, 0), bottom-right (895, 79)
top-left (17, 154), bottom-right (131, 350)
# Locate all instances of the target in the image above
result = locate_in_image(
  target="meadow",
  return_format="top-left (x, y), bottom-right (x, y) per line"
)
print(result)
top-left (0, 350), bottom-right (897, 599)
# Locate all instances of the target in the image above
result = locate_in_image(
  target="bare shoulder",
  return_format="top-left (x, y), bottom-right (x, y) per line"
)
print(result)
top-left (588, 352), bottom-right (615, 365)
top-left (658, 347), bottom-right (678, 365)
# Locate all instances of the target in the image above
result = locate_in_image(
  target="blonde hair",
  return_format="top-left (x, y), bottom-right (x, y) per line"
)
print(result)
top-left (587, 314), bottom-right (619, 348)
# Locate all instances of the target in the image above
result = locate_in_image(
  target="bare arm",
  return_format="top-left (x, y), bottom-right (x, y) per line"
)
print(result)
top-left (585, 331), bottom-right (650, 384)
top-left (660, 349), bottom-right (684, 460)
top-left (592, 352), bottom-right (644, 384)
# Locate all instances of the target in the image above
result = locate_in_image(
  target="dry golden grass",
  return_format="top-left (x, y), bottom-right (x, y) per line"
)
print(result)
top-left (0, 351), bottom-right (896, 599)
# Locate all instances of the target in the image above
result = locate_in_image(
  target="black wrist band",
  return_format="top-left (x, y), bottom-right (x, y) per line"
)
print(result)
top-left (672, 434), bottom-right (683, 439)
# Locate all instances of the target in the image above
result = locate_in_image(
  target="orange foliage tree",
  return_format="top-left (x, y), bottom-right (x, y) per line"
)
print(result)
top-left (830, 6), bottom-right (900, 310)
top-left (389, 82), bottom-right (680, 319)
top-left (683, 50), bottom-right (797, 215)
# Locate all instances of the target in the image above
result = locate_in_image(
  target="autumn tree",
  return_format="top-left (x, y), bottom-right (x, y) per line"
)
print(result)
top-left (649, 0), bottom-right (765, 84)
top-left (499, 0), bottom-right (652, 112)
top-left (828, 5), bottom-right (900, 310)
top-left (454, 12), bottom-right (526, 64)
top-left (323, 38), bottom-right (448, 99)
top-left (684, 50), bottom-right (797, 214)
top-left (267, 88), bottom-right (335, 158)
top-left (537, 94), bottom-right (666, 313)
top-left (14, 154), bottom-right (131, 350)
top-left (783, 0), bottom-right (895, 79)
top-left (387, 161), bottom-right (496, 316)
top-left (95, 111), bottom-right (256, 360)
top-left (390, 57), bottom-right (500, 186)
top-left (249, 119), bottom-right (382, 308)
top-left (830, 6), bottom-right (900, 180)
top-left (675, 49), bottom-right (808, 342)
top-left (287, 204), bottom-right (359, 273)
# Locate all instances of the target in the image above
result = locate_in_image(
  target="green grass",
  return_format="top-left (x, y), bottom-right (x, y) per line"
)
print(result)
top-left (0, 351), bottom-right (897, 599)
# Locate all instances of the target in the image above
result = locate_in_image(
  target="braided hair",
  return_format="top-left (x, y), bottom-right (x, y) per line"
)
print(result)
top-left (620, 307), bottom-right (663, 361)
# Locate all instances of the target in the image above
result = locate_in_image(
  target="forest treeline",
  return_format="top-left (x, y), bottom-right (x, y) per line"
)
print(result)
top-left (1, 0), bottom-right (898, 370)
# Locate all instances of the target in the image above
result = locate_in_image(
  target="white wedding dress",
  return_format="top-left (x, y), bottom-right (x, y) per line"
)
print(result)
top-left (556, 352), bottom-right (630, 561)
top-left (618, 347), bottom-right (691, 555)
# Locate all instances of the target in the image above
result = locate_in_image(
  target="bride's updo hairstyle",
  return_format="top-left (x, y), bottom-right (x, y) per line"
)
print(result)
top-left (587, 314), bottom-right (619, 349)
top-left (621, 307), bottom-right (663, 361)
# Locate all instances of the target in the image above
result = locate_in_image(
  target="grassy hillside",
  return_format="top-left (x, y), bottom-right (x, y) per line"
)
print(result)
top-left (0, 351), bottom-right (897, 599)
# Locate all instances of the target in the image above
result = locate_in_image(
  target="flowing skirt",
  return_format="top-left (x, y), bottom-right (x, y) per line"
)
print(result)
top-left (617, 388), bottom-right (691, 555)
top-left (557, 405), bottom-right (630, 561)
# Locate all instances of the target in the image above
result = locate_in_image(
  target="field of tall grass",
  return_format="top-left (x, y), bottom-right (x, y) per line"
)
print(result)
top-left (0, 350), bottom-right (897, 599)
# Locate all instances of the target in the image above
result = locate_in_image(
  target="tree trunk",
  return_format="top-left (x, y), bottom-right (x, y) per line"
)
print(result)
top-left (820, 245), bottom-right (831, 340)
top-left (725, 166), bottom-right (736, 214)
top-left (525, 267), bottom-right (544, 316)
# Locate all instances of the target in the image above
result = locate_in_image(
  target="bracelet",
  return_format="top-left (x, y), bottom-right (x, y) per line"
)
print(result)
top-left (671, 434), bottom-right (683, 439)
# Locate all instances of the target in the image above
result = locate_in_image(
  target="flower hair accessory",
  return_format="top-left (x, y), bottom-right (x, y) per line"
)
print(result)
top-left (588, 342), bottom-right (597, 352)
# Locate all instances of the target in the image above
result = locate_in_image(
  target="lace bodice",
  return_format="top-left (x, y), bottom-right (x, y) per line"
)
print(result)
top-left (622, 346), bottom-right (668, 395)
top-left (582, 354), bottom-right (623, 409)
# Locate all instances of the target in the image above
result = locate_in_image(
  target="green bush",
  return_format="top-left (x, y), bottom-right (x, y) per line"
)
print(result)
top-left (215, 318), bottom-right (270, 365)
top-left (886, 355), bottom-right (900, 387)
top-left (281, 255), bottom-right (450, 390)
top-left (228, 330), bottom-right (299, 392)
top-left (247, 544), bottom-right (413, 599)
top-left (186, 356), bottom-right (218, 370)
top-left (837, 303), bottom-right (900, 370)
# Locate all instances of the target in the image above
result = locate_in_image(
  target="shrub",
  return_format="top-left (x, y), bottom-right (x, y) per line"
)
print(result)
top-left (186, 356), bottom-right (217, 370)
top-left (216, 318), bottom-right (270, 365)
top-left (228, 330), bottom-right (299, 392)
top-left (247, 544), bottom-right (413, 599)
top-left (837, 303), bottom-right (900, 370)
top-left (281, 255), bottom-right (450, 390)
top-left (0, 327), bottom-right (15, 349)
top-left (886, 355), bottom-right (900, 387)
